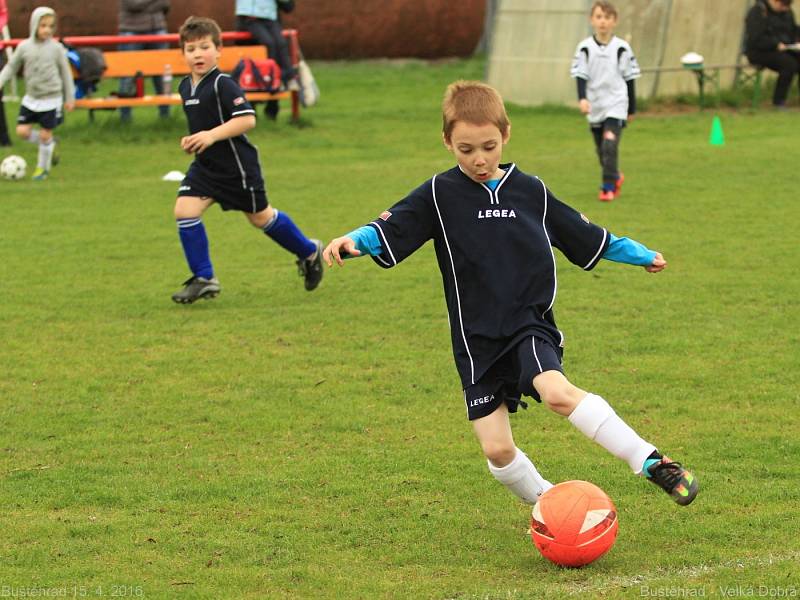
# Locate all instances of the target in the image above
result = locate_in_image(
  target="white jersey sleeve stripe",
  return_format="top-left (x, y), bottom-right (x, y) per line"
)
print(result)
top-left (369, 220), bottom-right (397, 266)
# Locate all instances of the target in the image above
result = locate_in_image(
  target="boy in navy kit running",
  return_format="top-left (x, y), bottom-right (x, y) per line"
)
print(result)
top-left (172, 16), bottom-right (322, 303)
top-left (324, 81), bottom-right (698, 510)
top-left (571, 1), bottom-right (639, 202)
top-left (0, 6), bottom-right (74, 180)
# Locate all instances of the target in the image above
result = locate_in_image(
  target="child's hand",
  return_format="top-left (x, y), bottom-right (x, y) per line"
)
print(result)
top-left (324, 237), bottom-right (360, 267)
top-left (645, 252), bottom-right (666, 273)
top-left (64, 101), bottom-right (75, 112)
top-left (579, 99), bottom-right (591, 114)
top-left (181, 131), bottom-right (216, 154)
top-left (627, 114), bottom-right (635, 124)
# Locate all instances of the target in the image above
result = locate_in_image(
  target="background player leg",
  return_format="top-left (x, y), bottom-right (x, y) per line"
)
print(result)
top-left (16, 123), bottom-right (39, 145)
top-left (600, 121), bottom-right (623, 198)
top-left (246, 206), bottom-right (324, 291)
top-left (0, 86), bottom-right (10, 146)
top-left (533, 370), bottom-right (698, 505)
top-left (472, 403), bottom-right (552, 504)
top-left (32, 127), bottom-right (55, 180)
top-left (172, 195), bottom-right (220, 304)
top-left (592, 125), bottom-right (614, 201)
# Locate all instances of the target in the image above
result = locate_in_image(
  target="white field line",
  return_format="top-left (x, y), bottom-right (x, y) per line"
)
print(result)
top-left (565, 550), bottom-right (800, 595)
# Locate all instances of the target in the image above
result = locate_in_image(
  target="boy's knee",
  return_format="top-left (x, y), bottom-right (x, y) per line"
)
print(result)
top-left (39, 130), bottom-right (53, 143)
top-left (174, 197), bottom-right (203, 220)
top-left (541, 389), bottom-right (579, 414)
top-left (535, 375), bottom-right (584, 415)
top-left (481, 440), bottom-right (516, 467)
top-left (247, 205), bottom-right (275, 228)
top-left (15, 125), bottom-right (30, 139)
top-left (603, 130), bottom-right (617, 142)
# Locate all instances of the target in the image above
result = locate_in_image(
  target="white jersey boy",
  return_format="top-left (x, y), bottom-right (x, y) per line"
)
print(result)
top-left (571, 35), bottom-right (640, 123)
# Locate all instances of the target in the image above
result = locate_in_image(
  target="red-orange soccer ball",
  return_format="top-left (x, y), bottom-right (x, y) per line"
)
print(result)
top-left (530, 480), bottom-right (619, 568)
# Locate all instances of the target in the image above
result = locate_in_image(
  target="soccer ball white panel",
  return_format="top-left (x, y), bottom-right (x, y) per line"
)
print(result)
top-left (579, 508), bottom-right (614, 534)
top-left (1, 155), bottom-right (27, 180)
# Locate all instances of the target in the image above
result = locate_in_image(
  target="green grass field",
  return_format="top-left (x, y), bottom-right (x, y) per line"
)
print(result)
top-left (1, 58), bottom-right (799, 598)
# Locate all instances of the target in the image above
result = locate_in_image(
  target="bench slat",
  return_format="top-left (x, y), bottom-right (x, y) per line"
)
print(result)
top-left (74, 90), bottom-right (291, 110)
top-left (101, 45), bottom-right (268, 78)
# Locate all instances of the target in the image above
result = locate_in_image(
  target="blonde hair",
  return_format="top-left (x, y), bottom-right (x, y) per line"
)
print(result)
top-left (179, 16), bottom-right (222, 49)
top-left (590, 1), bottom-right (618, 18)
top-left (442, 80), bottom-right (510, 142)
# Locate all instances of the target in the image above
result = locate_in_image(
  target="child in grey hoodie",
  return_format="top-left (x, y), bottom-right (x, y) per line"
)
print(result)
top-left (0, 6), bottom-right (74, 180)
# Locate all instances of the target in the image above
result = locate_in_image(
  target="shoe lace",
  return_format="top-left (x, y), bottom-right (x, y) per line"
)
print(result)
top-left (650, 460), bottom-right (685, 492)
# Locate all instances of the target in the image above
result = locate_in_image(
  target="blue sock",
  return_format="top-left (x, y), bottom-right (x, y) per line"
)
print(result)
top-left (642, 450), bottom-right (663, 478)
top-left (177, 218), bottom-right (214, 279)
top-left (262, 209), bottom-right (316, 259)
top-left (602, 182), bottom-right (616, 192)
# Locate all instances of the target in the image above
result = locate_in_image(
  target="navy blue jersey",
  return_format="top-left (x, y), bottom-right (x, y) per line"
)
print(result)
top-left (178, 68), bottom-right (263, 189)
top-left (367, 163), bottom-right (609, 389)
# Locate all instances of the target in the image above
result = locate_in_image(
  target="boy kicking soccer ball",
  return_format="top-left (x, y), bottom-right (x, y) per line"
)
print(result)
top-left (171, 16), bottom-right (323, 303)
top-left (0, 6), bottom-right (74, 180)
top-left (324, 81), bottom-right (698, 508)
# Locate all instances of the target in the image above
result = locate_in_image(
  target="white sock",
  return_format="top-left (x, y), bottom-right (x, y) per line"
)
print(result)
top-left (488, 447), bottom-right (553, 505)
top-left (27, 129), bottom-right (40, 144)
top-left (568, 393), bottom-right (656, 474)
top-left (38, 140), bottom-right (55, 170)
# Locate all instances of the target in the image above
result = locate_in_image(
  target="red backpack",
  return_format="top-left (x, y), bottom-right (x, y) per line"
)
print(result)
top-left (231, 58), bottom-right (282, 93)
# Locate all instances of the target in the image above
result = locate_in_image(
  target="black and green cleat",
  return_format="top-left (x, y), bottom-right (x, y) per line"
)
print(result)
top-left (644, 454), bottom-right (698, 506)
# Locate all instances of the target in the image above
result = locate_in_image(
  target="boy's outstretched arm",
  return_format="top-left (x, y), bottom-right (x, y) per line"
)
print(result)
top-left (603, 234), bottom-right (666, 273)
top-left (646, 252), bottom-right (666, 273)
top-left (325, 225), bottom-right (386, 266)
top-left (324, 236), bottom-right (361, 267)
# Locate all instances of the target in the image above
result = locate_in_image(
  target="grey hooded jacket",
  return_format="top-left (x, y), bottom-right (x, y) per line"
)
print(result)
top-left (0, 6), bottom-right (75, 104)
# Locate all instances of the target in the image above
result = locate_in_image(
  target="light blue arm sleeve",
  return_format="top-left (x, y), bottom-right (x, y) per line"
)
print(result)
top-left (602, 233), bottom-right (657, 266)
top-left (344, 225), bottom-right (383, 257)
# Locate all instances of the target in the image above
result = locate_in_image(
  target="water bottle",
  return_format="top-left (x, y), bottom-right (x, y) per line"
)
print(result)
top-left (162, 64), bottom-right (173, 96)
top-left (134, 71), bottom-right (144, 97)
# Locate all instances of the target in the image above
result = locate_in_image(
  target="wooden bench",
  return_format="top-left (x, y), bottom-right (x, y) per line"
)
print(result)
top-left (641, 63), bottom-right (763, 109)
top-left (74, 44), bottom-right (300, 120)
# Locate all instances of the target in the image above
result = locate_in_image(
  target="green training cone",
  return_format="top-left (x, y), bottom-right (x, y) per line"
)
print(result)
top-left (710, 115), bottom-right (725, 146)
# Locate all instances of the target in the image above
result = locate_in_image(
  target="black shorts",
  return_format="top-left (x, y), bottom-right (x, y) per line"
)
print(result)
top-left (18, 105), bottom-right (63, 130)
top-left (178, 163), bottom-right (268, 213)
top-left (463, 336), bottom-right (564, 421)
top-left (590, 117), bottom-right (627, 132)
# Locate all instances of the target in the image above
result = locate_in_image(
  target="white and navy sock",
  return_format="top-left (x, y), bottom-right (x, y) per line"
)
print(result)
top-left (177, 218), bottom-right (214, 279)
top-left (488, 447), bottom-right (553, 505)
top-left (568, 393), bottom-right (656, 474)
top-left (262, 209), bottom-right (317, 259)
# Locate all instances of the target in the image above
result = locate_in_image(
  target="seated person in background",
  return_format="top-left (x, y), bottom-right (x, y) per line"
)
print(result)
top-left (744, 0), bottom-right (800, 108)
top-left (235, 0), bottom-right (298, 120)
top-left (117, 0), bottom-right (171, 122)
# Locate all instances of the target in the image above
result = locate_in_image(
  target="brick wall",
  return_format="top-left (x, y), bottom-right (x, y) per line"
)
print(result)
top-left (4, 0), bottom-right (485, 59)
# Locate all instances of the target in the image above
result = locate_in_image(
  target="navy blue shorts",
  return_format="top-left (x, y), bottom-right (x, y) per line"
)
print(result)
top-left (177, 163), bottom-right (268, 213)
top-left (463, 336), bottom-right (564, 421)
top-left (18, 105), bottom-right (63, 130)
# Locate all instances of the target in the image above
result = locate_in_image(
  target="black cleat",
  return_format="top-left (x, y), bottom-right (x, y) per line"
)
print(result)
top-left (296, 239), bottom-right (324, 291)
top-left (644, 454), bottom-right (699, 506)
top-left (171, 276), bottom-right (220, 304)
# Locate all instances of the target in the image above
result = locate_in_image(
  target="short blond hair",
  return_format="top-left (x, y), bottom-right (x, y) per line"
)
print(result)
top-left (591, 1), bottom-right (618, 18)
top-left (442, 81), bottom-right (510, 142)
